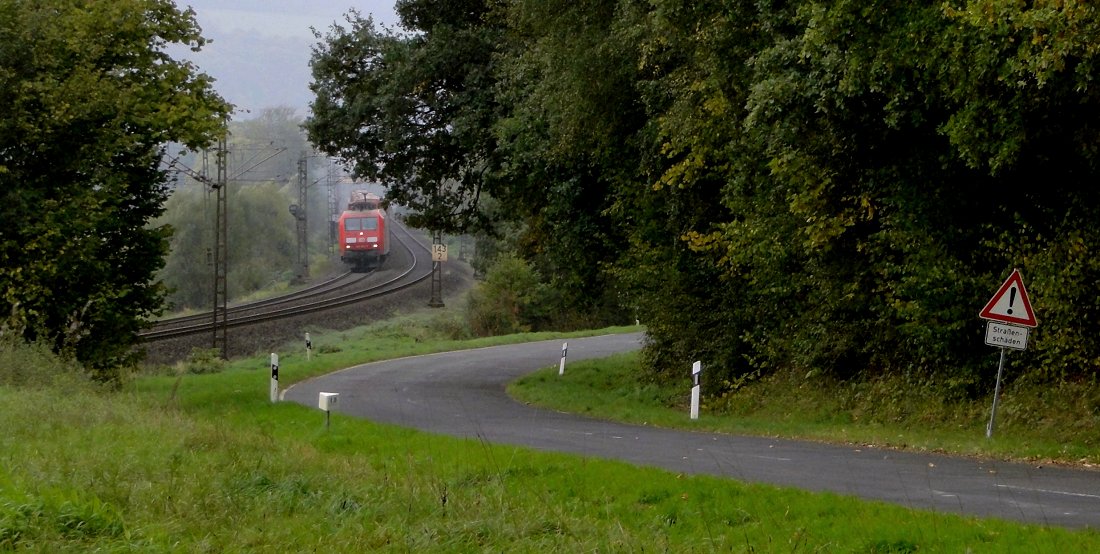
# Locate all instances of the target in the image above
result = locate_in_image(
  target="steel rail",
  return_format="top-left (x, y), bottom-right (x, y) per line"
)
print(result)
top-left (140, 221), bottom-right (434, 342)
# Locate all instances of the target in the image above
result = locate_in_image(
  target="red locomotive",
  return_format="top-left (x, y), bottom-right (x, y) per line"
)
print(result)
top-left (337, 190), bottom-right (391, 271)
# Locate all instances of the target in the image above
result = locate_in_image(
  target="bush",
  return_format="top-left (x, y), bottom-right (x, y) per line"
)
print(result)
top-left (182, 348), bottom-right (226, 375)
top-left (0, 335), bottom-right (87, 388)
top-left (464, 254), bottom-right (545, 337)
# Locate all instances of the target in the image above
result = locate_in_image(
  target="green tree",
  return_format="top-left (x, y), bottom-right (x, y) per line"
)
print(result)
top-left (464, 254), bottom-right (546, 336)
top-left (226, 183), bottom-right (298, 297)
top-left (156, 187), bottom-right (214, 311)
top-left (156, 181), bottom-right (298, 312)
top-left (0, 0), bottom-right (230, 378)
top-left (306, 1), bottom-right (502, 234)
top-left (611, 0), bottom-right (779, 384)
top-left (308, 0), bottom-right (1100, 389)
top-left (938, 0), bottom-right (1100, 381)
top-left (680, 0), bottom-right (1100, 386)
top-left (491, 0), bottom-right (644, 328)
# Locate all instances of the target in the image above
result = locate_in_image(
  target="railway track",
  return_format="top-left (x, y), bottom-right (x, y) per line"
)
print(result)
top-left (144, 271), bottom-right (369, 335)
top-left (140, 220), bottom-right (435, 344)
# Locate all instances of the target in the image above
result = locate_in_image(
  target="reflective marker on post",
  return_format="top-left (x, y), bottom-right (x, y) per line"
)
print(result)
top-left (559, 342), bottom-right (568, 376)
top-left (270, 353), bottom-right (279, 403)
top-left (690, 361), bottom-right (701, 420)
top-left (305, 332), bottom-right (312, 361)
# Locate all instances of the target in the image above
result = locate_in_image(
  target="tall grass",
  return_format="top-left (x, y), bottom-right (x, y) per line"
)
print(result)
top-left (2, 321), bottom-right (1099, 550)
top-left (0, 335), bottom-right (88, 389)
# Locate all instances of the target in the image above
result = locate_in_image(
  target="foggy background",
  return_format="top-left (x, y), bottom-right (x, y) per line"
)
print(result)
top-left (174, 1), bottom-right (401, 118)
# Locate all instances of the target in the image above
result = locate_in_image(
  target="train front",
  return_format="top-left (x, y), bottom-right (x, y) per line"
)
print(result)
top-left (338, 209), bottom-right (387, 271)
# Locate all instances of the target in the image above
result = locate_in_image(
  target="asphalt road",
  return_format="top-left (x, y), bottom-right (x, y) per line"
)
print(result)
top-left (284, 332), bottom-right (1100, 529)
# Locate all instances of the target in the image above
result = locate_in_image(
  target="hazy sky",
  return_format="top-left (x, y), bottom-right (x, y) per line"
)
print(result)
top-left (179, 1), bottom-right (400, 39)
top-left (172, 1), bottom-right (401, 118)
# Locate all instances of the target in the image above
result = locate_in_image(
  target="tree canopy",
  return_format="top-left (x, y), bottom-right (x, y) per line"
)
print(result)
top-left (308, 0), bottom-right (1100, 391)
top-left (0, 0), bottom-right (230, 378)
top-left (306, 2), bottom-right (502, 234)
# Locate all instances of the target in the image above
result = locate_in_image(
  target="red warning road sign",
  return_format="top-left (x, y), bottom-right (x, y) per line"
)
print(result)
top-left (979, 269), bottom-right (1037, 327)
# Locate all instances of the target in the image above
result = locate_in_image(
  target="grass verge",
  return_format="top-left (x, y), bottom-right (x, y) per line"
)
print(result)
top-left (509, 352), bottom-right (1100, 466)
top-left (1, 314), bottom-right (1098, 550)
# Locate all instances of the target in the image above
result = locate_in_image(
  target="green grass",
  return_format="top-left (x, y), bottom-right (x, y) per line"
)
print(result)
top-left (509, 352), bottom-right (1100, 466)
top-left (152, 312), bottom-right (642, 388)
top-left (2, 314), bottom-right (1099, 550)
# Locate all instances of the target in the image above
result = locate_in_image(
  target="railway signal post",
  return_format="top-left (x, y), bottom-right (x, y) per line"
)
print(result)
top-left (429, 231), bottom-right (446, 307)
top-left (290, 152), bottom-right (309, 284)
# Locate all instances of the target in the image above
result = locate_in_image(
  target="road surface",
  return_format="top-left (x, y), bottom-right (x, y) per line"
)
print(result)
top-left (284, 333), bottom-right (1100, 529)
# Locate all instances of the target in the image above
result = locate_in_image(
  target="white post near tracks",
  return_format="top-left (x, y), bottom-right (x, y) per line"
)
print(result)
top-left (558, 342), bottom-right (568, 376)
top-left (269, 353), bottom-right (279, 403)
top-left (690, 361), bottom-right (702, 420)
top-left (305, 332), bottom-right (312, 361)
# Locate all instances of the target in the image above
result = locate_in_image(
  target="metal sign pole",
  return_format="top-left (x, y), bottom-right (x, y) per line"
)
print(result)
top-left (986, 347), bottom-right (1008, 439)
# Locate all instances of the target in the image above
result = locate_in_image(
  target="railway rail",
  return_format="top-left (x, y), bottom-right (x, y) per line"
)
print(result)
top-left (140, 220), bottom-right (434, 344)
top-left (145, 271), bottom-right (368, 334)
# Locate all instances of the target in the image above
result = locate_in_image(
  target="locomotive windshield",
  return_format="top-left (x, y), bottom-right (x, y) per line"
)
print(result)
top-left (344, 216), bottom-right (379, 231)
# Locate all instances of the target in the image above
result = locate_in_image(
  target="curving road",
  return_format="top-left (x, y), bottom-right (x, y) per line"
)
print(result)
top-left (284, 333), bottom-right (1100, 529)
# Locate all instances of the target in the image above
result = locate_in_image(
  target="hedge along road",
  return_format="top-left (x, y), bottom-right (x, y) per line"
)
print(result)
top-left (283, 332), bottom-right (1100, 529)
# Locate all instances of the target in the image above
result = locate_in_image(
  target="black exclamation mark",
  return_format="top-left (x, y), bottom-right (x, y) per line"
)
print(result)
top-left (1007, 287), bottom-right (1017, 315)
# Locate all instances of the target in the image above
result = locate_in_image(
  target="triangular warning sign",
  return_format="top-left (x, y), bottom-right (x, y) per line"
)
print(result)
top-left (979, 269), bottom-right (1037, 327)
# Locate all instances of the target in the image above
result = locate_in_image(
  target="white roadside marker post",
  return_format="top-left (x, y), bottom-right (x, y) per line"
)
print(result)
top-left (559, 342), bottom-right (568, 376)
top-left (690, 361), bottom-right (702, 420)
top-left (269, 353), bottom-right (279, 403)
top-left (305, 332), bottom-right (312, 361)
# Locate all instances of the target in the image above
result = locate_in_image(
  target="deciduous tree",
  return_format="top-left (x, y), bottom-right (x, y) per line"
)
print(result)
top-left (0, 0), bottom-right (230, 378)
top-left (306, 1), bottom-right (501, 234)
